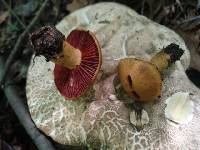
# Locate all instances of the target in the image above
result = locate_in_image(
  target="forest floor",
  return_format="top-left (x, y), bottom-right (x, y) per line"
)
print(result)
top-left (0, 0), bottom-right (200, 150)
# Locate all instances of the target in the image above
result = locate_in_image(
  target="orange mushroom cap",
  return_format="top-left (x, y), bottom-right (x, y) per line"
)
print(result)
top-left (118, 58), bottom-right (162, 102)
top-left (118, 43), bottom-right (184, 102)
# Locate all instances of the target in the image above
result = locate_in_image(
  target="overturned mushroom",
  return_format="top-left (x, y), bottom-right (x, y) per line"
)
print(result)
top-left (119, 43), bottom-right (184, 129)
top-left (119, 43), bottom-right (184, 102)
top-left (118, 58), bottom-right (162, 102)
top-left (31, 26), bottom-right (101, 99)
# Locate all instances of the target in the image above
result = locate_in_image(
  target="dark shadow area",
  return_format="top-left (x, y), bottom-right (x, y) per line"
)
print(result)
top-left (186, 67), bottom-right (200, 88)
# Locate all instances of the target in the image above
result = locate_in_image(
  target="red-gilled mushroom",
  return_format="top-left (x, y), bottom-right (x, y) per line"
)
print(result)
top-left (30, 26), bottom-right (101, 99)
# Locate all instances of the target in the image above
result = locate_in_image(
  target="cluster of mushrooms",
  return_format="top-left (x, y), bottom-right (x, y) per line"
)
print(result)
top-left (31, 26), bottom-right (184, 129)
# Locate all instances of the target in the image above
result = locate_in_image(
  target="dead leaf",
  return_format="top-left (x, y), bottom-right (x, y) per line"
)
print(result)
top-left (66, 0), bottom-right (89, 12)
top-left (0, 11), bottom-right (9, 24)
top-left (5, 60), bottom-right (28, 86)
top-left (0, 138), bottom-right (15, 150)
top-left (174, 27), bottom-right (200, 72)
top-left (14, 0), bottom-right (39, 17)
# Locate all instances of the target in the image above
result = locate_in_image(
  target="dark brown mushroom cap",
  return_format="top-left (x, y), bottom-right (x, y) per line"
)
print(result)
top-left (163, 43), bottom-right (184, 63)
top-left (30, 26), bottom-right (65, 61)
top-left (54, 29), bottom-right (101, 99)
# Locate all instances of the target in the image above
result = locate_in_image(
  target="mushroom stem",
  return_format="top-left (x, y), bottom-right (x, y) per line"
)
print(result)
top-left (150, 51), bottom-right (170, 71)
top-left (52, 41), bottom-right (81, 69)
top-left (150, 43), bottom-right (184, 71)
top-left (31, 26), bottom-right (82, 70)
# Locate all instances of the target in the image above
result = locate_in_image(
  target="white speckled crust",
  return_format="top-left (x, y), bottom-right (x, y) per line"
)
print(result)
top-left (26, 3), bottom-right (200, 149)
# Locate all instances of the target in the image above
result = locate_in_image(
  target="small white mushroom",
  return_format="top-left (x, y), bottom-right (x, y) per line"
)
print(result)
top-left (130, 109), bottom-right (149, 129)
top-left (165, 92), bottom-right (194, 124)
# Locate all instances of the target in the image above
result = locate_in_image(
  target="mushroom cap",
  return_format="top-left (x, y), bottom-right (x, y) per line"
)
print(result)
top-left (118, 58), bottom-right (162, 102)
top-left (54, 29), bottom-right (101, 99)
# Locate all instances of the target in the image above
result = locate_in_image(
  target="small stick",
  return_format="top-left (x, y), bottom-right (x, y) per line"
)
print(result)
top-left (176, 15), bottom-right (200, 29)
top-left (141, 0), bottom-right (145, 15)
top-left (0, 0), bottom-right (49, 87)
top-left (197, 0), bottom-right (200, 13)
top-left (1, 0), bottom-right (27, 30)
top-left (0, 56), bottom-right (55, 150)
top-left (178, 15), bottom-right (200, 25)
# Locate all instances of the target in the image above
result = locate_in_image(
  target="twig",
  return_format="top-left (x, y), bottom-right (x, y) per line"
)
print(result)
top-left (176, 0), bottom-right (184, 13)
top-left (178, 15), bottom-right (200, 24)
top-left (0, 56), bottom-right (55, 150)
top-left (197, 0), bottom-right (200, 13)
top-left (1, 0), bottom-right (26, 30)
top-left (141, 0), bottom-right (145, 15)
top-left (0, 0), bottom-right (49, 87)
top-left (177, 15), bottom-right (200, 29)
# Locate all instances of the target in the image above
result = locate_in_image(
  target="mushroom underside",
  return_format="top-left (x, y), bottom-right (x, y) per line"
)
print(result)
top-left (54, 29), bottom-right (101, 99)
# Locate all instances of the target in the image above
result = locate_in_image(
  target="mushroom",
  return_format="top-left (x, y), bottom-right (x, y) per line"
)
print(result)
top-left (118, 43), bottom-right (184, 102)
top-left (118, 43), bottom-right (184, 129)
top-left (30, 26), bottom-right (101, 99)
top-left (118, 58), bottom-right (162, 102)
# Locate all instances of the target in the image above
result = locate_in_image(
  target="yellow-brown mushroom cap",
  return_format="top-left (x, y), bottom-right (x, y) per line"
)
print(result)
top-left (118, 58), bottom-right (162, 102)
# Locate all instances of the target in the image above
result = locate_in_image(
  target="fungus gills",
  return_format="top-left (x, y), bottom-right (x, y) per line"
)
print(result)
top-left (30, 26), bottom-right (101, 99)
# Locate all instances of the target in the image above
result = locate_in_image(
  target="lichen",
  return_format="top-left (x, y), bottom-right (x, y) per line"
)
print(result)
top-left (26, 2), bottom-right (199, 150)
